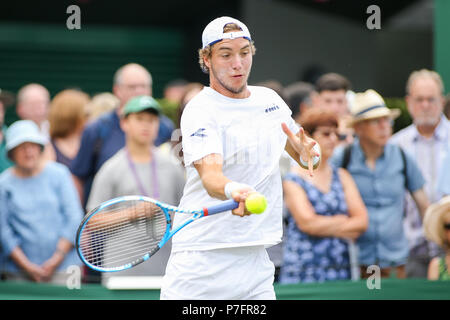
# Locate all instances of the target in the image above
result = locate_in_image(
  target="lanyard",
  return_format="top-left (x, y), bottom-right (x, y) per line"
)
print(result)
top-left (125, 147), bottom-right (159, 199)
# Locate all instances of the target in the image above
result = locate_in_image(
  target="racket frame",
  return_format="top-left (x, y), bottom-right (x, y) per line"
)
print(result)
top-left (76, 195), bottom-right (238, 272)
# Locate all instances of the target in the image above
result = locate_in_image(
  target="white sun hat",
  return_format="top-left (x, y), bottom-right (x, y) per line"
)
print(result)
top-left (5, 120), bottom-right (48, 159)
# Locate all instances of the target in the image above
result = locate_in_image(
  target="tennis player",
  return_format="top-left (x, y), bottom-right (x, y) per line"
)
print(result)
top-left (160, 16), bottom-right (320, 300)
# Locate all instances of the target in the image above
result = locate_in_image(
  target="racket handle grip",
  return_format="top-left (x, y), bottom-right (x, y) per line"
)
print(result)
top-left (206, 199), bottom-right (239, 215)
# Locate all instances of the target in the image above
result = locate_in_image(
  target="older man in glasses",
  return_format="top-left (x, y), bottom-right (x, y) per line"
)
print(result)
top-left (391, 69), bottom-right (450, 278)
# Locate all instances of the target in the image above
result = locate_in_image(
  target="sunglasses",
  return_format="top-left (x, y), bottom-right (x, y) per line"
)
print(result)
top-left (444, 223), bottom-right (450, 230)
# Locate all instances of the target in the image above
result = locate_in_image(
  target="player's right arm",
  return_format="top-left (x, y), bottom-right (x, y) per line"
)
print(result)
top-left (194, 154), bottom-right (252, 216)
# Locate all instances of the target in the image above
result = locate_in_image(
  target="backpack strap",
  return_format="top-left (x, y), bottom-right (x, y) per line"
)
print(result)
top-left (341, 144), bottom-right (352, 169)
top-left (398, 146), bottom-right (408, 190)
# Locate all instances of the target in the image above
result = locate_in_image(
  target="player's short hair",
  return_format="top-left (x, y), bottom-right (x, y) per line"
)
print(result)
top-left (298, 107), bottom-right (339, 136)
top-left (198, 23), bottom-right (256, 74)
top-left (315, 73), bottom-right (351, 93)
top-left (406, 69), bottom-right (444, 95)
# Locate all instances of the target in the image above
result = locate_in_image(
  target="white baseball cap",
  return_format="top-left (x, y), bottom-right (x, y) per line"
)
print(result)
top-left (202, 16), bottom-right (252, 49)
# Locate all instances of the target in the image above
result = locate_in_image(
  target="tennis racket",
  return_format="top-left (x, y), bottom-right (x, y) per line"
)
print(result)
top-left (76, 195), bottom-right (261, 272)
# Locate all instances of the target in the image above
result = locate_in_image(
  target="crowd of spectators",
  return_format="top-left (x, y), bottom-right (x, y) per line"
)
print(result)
top-left (0, 64), bottom-right (449, 284)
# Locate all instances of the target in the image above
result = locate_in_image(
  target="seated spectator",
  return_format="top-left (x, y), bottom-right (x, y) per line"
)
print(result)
top-left (44, 89), bottom-right (90, 167)
top-left (279, 107), bottom-right (368, 284)
top-left (0, 88), bottom-right (14, 173)
top-left (423, 195), bottom-right (450, 280)
top-left (331, 89), bottom-right (430, 279)
top-left (0, 120), bottom-right (84, 284)
top-left (86, 96), bottom-right (185, 281)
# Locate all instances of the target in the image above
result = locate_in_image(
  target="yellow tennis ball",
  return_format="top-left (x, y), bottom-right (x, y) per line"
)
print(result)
top-left (245, 193), bottom-right (267, 214)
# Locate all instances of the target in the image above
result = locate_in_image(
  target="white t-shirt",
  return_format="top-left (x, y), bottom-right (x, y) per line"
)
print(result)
top-left (172, 86), bottom-right (299, 252)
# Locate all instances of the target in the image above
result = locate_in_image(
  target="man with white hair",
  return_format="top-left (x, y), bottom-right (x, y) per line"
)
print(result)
top-left (16, 83), bottom-right (51, 137)
top-left (391, 69), bottom-right (450, 278)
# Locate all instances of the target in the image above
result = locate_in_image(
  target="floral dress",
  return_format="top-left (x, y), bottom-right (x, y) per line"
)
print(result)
top-left (280, 165), bottom-right (351, 283)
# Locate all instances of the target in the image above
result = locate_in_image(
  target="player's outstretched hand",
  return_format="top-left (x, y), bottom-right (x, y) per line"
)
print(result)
top-left (282, 123), bottom-right (321, 176)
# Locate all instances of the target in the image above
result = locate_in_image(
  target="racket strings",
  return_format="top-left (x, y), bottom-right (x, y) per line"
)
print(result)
top-left (78, 200), bottom-right (168, 269)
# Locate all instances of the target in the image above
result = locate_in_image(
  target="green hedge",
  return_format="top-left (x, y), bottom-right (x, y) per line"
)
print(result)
top-left (385, 97), bottom-right (412, 133)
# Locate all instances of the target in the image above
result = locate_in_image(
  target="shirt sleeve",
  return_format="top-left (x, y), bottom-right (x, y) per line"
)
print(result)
top-left (275, 92), bottom-right (300, 135)
top-left (181, 105), bottom-right (223, 167)
top-left (329, 145), bottom-right (345, 168)
top-left (56, 166), bottom-right (85, 243)
top-left (86, 161), bottom-right (116, 212)
top-left (70, 122), bottom-right (99, 179)
top-left (403, 150), bottom-right (426, 193)
top-left (0, 184), bottom-right (20, 256)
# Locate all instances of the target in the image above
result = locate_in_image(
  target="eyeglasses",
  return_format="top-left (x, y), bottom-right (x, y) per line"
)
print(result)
top-left (444, 223), bottom-right (450, 230)
top-left (410, 96), bottom-right (440, 106)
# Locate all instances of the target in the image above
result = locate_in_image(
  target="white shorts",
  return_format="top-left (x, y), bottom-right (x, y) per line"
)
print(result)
top-left (160, 245), bottom-right (276, 300)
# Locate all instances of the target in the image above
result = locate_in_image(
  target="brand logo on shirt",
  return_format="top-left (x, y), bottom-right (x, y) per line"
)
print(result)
top-left (265, 104), bottom-right (280, 113)
top-left (190, 128), bottom-right (207, 138)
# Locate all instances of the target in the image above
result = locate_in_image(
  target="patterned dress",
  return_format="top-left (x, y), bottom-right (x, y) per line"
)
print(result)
top-left (280, 165), bottom-right (351, 283)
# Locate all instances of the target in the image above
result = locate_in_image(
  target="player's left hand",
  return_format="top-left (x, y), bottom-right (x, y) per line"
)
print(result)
top-left (282, 123), bottom-right (321, 176)
top-left (230, 188), bottom-right (253, 217)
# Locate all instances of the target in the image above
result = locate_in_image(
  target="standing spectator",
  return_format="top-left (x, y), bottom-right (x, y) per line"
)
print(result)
top-left (0, 120), bottom-right (83, 284)
top-left (391, 69), bottom-right (450, 278)
top-left (331, 89), bottom-right (430, 278)
top-left (423, 195), bottom-right (450, 280)
top-left (70, 63), bottom-right (175, 208)
top-left (16, 83), bottom-right (51, 137)
top-left (280, 107), bottom-right (368, 284)
top-left (86, 96), bottom-right (185, 280)
top-left (312, 73), bottom-right (354, 145)
top-left (0, 89), bottom-right (14, 173)
top-left (44, 89), bottom-right (90, 167)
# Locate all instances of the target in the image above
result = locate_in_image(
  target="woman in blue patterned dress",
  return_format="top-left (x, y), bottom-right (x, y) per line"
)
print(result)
top-left (280, 108), bottom-right (368, 283)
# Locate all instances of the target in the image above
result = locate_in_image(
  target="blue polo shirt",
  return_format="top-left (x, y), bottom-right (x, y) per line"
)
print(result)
top-left (70, 109), bottom-right (174, 207)
top-left (330, 139), bottom-right (425, 267)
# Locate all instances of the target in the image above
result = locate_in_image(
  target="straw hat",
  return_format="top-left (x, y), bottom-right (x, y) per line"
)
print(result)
top-left (423, 195), bottom-right (450, 248)
top-left (349, 89), bottom-right (401, 126)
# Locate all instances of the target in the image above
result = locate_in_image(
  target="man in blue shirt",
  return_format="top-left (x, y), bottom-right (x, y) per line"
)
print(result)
top-left (70, 63), bottom-right (174, 208)
top-left (331, 89), bottom-right (429, 278)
